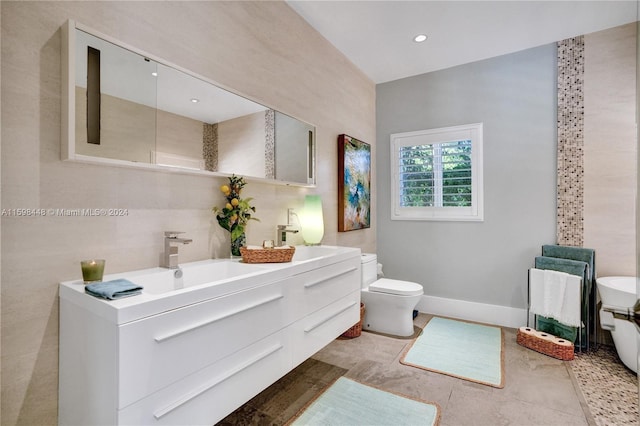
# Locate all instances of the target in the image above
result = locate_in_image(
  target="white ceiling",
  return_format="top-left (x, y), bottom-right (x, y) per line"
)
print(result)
top-left (287, 1), bottom-right (638, 84)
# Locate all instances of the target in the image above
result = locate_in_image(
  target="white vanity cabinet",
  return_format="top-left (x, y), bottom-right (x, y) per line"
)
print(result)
top-left (288, 259), bottom-right (361, 363)
top-left (59, 246), bottom-right (361, 426)
top-left (117, 280), bottom-right (289, 409)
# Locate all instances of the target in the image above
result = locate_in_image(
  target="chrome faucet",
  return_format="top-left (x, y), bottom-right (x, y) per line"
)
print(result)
top-left (276, 225), bottom-right (298, 246)
top-left (602, 300), bottom-right (640, 333)
top-left (163, 231), bottom-right (193, 269)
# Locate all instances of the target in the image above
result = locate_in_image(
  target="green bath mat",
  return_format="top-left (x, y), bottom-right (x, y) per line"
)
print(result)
top-left (401, 317), bottom-right (504, 388)
top-left (288, 376), bottom-right (440, 425)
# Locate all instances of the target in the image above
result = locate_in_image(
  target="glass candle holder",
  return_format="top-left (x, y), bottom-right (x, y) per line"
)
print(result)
top-left (81, 259), bottom-right (105, 283)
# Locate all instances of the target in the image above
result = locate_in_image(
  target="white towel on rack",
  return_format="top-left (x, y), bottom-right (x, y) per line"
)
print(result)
top-left (530, 268), bottom-right (563, 317)
top-left (543, 269), bottom-right (567, 316)
top-left (529, 268), bottom-right (546, 317)
top-left (529, 268), bottom-right (582, 327)
top-left (559, 274), bottom-right (582, 327)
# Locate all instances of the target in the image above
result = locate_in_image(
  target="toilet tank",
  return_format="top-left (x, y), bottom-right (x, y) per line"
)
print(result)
top-left (361, 253), bottom-right (378, 287)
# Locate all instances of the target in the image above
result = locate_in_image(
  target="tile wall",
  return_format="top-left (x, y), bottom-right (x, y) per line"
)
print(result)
top-left (583, 23), bottom-right (637, 277)
top-left (0, 2), bottom-right (376, 424)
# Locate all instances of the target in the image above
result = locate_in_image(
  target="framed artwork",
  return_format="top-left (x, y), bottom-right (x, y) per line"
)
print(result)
top-left (338, 134), bottom-right (371, 232)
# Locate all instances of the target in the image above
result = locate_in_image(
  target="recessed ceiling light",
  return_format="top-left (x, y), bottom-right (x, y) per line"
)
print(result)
top-left (151, 72), bottom-right (158, 77)
top-left (413, 34), bottom-right (428, 43)
top-left (190, 98), bottom-right (199, 103)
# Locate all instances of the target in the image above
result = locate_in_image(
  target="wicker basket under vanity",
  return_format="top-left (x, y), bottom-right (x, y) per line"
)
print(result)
top-left (341, 303), bottom-right (366, 338)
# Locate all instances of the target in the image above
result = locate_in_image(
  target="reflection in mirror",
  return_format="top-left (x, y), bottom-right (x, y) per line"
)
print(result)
top-left (75, 29), bottom-right (157, 163)
top-left (64, 20), bottom-right (316, 186)
top-left (275, 112), bottom-right (315, 183)
top-left (154, 62), bottom-right (268, 172)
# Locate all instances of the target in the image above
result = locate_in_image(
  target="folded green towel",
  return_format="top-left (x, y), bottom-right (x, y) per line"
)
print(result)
top-left (541, 245), bottom-right (595, 282)
top-left (536, 317), bottom-right (579, 342)
top-left (85, 279), bottom-right (143, 300)
top-left (534, 256), bottom-right (588, 278)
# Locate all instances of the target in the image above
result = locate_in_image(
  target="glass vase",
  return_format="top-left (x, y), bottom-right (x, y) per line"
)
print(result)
top-left (230, 232), bottom-right (246, 257)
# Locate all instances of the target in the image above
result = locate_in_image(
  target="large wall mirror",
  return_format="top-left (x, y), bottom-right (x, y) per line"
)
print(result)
top-left (61, 20), bottom-right (316, 186)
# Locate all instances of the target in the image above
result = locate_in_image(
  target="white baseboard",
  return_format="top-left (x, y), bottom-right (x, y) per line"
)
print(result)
top-left (416, 294), bottom-right (528, 329)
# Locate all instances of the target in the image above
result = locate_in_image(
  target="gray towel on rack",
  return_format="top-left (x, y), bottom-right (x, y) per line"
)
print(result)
top-left (541, 245), bottom-right (595, 283)
top-left (534, 256), bottom-right (588, 280)
top-left (85, 279), bottom-right (143, 300)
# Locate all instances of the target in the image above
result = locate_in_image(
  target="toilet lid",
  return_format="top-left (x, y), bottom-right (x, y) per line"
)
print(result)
top-left (369, 278), bottom-right (423, 296)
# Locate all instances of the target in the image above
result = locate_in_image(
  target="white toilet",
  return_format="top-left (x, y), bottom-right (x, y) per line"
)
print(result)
top-left (360, 253), bottom-right (424, 337)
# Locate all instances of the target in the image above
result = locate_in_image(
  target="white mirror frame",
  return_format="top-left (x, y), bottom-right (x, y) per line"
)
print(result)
top-left (61, 20), bottom-right (316, 187)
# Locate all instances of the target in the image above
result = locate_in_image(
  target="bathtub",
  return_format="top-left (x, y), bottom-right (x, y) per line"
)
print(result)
top-left (597, 276), bottom-right (638, 373)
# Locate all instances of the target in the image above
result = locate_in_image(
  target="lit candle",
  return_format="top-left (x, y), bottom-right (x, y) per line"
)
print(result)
top-left (81, 259), bottom-right (105, 283)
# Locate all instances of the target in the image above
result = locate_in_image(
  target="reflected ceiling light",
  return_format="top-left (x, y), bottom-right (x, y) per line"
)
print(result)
top-left (151, 71), bottom-right (158, 77)
top-left (190, 98), bottom-right (199, 103)
top-left (413, 34), bottom-right (428, 43)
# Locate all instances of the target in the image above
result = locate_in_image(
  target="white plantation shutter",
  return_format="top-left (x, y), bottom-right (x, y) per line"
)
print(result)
top-left (391, 123), bottom-right (483, 221)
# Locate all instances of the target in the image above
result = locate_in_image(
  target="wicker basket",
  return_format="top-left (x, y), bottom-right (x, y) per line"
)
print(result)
top-left (240, 246), bottom-right (295, 263)
top-left (341, 303), bottom-right (365, 338)
top-left (516, 326), bottom-right (574, 361)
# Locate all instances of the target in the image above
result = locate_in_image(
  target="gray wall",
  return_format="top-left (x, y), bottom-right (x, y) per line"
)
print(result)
top-left (376, 44), bottom-right (557, 309)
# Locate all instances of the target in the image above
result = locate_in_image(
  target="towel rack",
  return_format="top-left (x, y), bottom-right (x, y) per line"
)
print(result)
top-left (527, 245), bottom-right (597, 352)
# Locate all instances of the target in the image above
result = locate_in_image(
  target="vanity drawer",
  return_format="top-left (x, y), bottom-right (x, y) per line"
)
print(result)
top-left (117, 280), bottom-right (288, 409)
top-left (289, 258), bottom-right (360, 320)
top-left (291, 289), bottom-right (361, 364)
top-left (118, 330), bottom-right (291, 426)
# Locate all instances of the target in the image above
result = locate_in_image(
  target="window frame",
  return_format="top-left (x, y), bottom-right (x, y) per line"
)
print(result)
top-left (390, 123), bottom-right (484, 222)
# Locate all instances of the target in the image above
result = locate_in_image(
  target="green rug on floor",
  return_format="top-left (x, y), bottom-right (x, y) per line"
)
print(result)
top-left (401, 317), bottom-right (504, 388)
top-left (288, 376), bottom-right (440, 426)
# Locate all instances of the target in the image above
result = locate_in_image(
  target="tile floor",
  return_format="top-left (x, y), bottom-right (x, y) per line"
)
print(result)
top-left (570, 345), bottom-right (638, 425)
top-left (219, 314), bottom-right (638, 425)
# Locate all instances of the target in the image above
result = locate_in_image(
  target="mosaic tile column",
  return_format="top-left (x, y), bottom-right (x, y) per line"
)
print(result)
top-left (203, 122), bottom-right (218, 172)
top-left (556, 36), bottom-right (585, 247)
top-left (265, 109), bottom-right (275, 179)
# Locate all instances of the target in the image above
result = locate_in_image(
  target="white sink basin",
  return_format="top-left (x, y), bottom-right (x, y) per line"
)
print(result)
top-left (131, 260), bottom-right (266, 295)
top-left (292, 245), bottom-right (342, 261)
top-left (60, 245), bottom-right (362, 325)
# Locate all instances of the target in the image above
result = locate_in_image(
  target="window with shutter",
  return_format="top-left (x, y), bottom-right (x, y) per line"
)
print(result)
top-left (391, 123), bottom-right (483, 221)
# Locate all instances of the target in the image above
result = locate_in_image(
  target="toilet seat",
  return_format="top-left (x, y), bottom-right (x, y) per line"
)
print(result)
top-left (369, 278), bottom-right (423, 296)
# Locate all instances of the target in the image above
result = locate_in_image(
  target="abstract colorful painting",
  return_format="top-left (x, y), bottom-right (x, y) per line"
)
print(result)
top-left (338, 134), bottom-right (371, 232)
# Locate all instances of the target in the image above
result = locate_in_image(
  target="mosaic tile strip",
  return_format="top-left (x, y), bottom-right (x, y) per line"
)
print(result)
top-left (203, 122), bottom-right (218, 172)
top-left (265, 109), bottom-right (275, 179)
top-left (569, 345), bottom-right (638, 425)
top-left (557, 36), bottom-right (585, 247)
